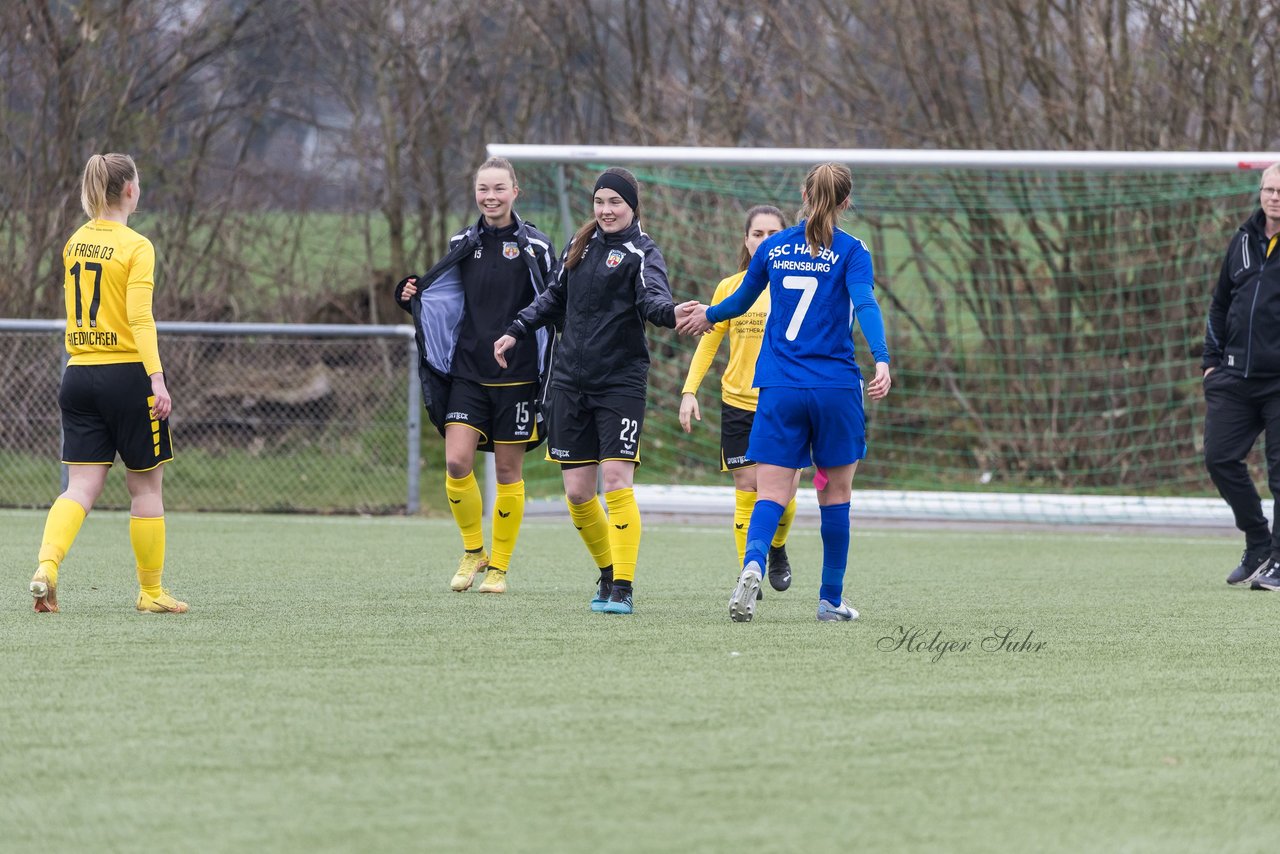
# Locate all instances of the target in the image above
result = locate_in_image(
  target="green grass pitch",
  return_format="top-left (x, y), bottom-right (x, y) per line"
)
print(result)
top-left (1, 509), bottom-right (1278, 852)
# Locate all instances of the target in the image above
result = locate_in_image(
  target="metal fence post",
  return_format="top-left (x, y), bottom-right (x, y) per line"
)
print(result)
top-left (406, 337), bottom-right (421, 514)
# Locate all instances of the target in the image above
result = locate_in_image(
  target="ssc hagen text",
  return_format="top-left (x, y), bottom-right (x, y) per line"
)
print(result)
top-left (766, 241), bottom-right (839, 272)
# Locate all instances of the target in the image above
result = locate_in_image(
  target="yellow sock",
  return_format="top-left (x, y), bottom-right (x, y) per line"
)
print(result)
top-left (37, 497), bottom-right (88, 587)
top-left (733, 489), bottom-right (754, 565)
top-left (771, 496), bottom-right (797, 548)
top-left (445, 472), bottom-right (485, 552)
top-left (131, 515), bottom-right (166, 597)
top-left (566, 496), bottom-right (612, 569)
top-left (604, 488), bottom-right (642, 583)
top-left (490, 480), bottom-right (525, 572)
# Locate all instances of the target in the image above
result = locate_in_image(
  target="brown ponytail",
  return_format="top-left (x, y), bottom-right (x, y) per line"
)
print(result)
top-left (80, 153), bottom-right (137, 220)
top-left (563, 218), bottom-right (597, 271)
top-left (565, 167), bottom-right (641, 270)
top-left (799, 163), bottom-right (851, 257)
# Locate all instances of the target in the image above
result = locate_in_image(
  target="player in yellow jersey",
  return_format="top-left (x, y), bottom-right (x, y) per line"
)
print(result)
top-left (29, 153), bottom-right (185, 614)
top-left (679, 206), bottom-right (801, 594)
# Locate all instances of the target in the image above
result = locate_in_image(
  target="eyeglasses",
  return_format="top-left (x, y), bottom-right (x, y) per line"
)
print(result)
top-left (1261, 187), bottom-right (1280, 197)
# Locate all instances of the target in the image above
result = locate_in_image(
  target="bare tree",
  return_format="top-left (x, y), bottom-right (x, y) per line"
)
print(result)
top-left (0, 0), bottom-right (304, 319)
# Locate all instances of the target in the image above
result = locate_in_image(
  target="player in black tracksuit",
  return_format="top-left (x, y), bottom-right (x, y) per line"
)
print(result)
top-left (495, 167), bottom-right (676, 614)
top-left (1203, 163), bottom-right (1280, 589)
top-left (396, 156), bottom-right (556, 595)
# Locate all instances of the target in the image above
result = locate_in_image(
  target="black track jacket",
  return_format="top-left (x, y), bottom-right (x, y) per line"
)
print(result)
top-left (395, 213), bottom-right (556, 450)
top-left (505, 221), bottom-right (676, 397)
top-left (1204, 208), bottom-right (1280, 378)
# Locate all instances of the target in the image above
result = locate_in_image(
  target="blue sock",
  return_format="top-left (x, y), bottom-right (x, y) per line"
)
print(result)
top-left (743, 499), bottom-right (785, 573)
top-left (819, 502), bottom-right (851, 605)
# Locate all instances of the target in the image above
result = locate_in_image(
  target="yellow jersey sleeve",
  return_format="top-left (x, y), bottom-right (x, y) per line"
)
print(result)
top-left (125, 238), bottom-right (162, 375)
top-left (680, 274), bottom-right (735, 396)
top-left (126, 289), bottom-right (162, 375)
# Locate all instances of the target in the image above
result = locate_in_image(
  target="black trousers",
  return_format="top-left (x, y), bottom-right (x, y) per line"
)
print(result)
top-left (1203, 370), bottom-right (1280, 552)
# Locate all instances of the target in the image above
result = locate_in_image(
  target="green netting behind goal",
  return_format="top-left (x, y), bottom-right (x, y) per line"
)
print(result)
top-left (509, 160), bottom-right (1259, 503)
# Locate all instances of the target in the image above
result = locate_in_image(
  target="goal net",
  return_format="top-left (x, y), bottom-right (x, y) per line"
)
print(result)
top-left (494, 145), bottom-right (1276, 526)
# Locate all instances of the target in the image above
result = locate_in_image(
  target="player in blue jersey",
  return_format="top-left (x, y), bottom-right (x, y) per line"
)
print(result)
top-left (676, 162), bottom-right (891, 623)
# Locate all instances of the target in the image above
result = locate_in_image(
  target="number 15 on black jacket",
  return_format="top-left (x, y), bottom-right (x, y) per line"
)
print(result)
top-left (504, 220), bottom-right (677, 399)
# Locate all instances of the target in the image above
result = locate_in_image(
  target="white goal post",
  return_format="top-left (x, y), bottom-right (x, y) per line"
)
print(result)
top-left (488, 144), bottom-right (1278, 171)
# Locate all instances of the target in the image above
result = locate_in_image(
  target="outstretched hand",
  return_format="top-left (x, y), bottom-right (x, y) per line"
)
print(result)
top-left (866, 361), bottom-right (892, 400)
top-left (675, 300), bottom-right (713, 335)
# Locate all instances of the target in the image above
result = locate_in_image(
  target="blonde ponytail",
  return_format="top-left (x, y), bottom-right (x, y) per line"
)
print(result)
top-left (800, 163), bottom-right (852, 257)
top-left (80, 153), bottom-right (137, 219)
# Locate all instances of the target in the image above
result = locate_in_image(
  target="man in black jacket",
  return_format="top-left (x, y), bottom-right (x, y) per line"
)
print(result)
top-left (1203, 163), bottom-right (1280, 589)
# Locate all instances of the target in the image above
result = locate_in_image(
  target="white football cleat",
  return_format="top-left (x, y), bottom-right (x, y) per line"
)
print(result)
top-left (817, 599), bottom-right (859, 622)
top-left (729, 563), bottom-right (762, 622)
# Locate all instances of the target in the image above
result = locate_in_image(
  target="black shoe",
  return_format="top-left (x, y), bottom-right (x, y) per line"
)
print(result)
top-left (1229, 546), bottom-right (1271, 586)
top-left (767, 545), bottom-right (792, 592)
top-left (603, 583), bottom-right (633, 614)
top-left (590, 571), bottom-right (613, 612)
top-left (1251, 560), bottom-right (1280, 591)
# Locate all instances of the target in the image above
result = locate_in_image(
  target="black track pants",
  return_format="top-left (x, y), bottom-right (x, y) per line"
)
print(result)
top-left (1203, 370), bottom-right (1280, 551)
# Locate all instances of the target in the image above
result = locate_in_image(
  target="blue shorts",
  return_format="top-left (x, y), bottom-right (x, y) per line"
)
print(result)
top-left (746, 386), bottom-right (866, 469)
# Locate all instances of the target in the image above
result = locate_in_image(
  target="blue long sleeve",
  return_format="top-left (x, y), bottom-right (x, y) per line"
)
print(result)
top-left (846, 252), bottom-right (890, 364)
top-left (706, 252), bottom-right (768, 323)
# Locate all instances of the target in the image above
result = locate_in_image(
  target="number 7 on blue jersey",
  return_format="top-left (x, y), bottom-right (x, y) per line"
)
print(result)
top-left (782, 275), bottom-right (818, 340)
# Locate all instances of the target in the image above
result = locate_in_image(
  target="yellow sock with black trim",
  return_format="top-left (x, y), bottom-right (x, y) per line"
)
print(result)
top-left (37, 497), bottom-right (88, 587)
top-left (490, 480), bottom-right (525, 572)
top-left (604, 488), bottom-right (642, 583)
top-left (733, 489), bottom-right (755, 566)
top-left (130, 515), bottom-right (166, 597)
top-left (567, 496), bottom-right (612, 569)
top-left (772, 497), bottom-right (797, 548)
top-left (445, 472), bottom-right (484, 551)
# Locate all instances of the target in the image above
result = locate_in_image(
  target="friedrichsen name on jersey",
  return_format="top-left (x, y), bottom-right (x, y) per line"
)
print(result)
top-left (66, 330), bottom-right (119, 347)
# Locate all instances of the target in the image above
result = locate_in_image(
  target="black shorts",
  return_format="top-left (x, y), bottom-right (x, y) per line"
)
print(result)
top-left (60, 363), bottom-right (173, 471)
top-left (445, 378), bottom-right (538, 445)
top-left (720, 402), bottom-right (756, 471)
top-left (545, 388), bottom-right (645, 467)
